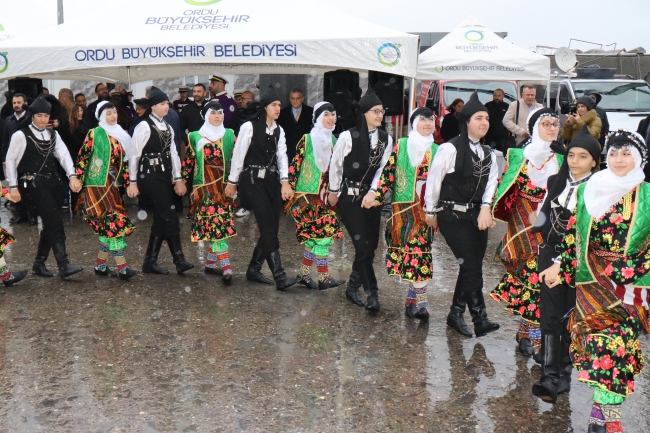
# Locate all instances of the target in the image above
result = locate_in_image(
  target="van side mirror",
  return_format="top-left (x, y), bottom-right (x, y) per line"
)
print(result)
top-left (560, 101), bottom-right (570, 115)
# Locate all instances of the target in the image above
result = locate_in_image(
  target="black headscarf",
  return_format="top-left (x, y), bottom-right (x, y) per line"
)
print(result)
top-left (453, 91), bottom-right (488, 176)
top-left (409, 107), bottom-right (434, 126)
top-left (201, 100), bottom-right (223, 118)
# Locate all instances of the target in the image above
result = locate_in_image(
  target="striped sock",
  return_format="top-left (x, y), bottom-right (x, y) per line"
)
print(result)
top-left (316, 256), bottom-right (330, 283)
top-left (529, 325), bottom-right (542, 353)
top-left (113, 249), bottom-right (129, 274)
top-left (0, 257), bottom-right (11, 281)
top-left (95, 242), bottom-right (109, 271)
top-left (301, 249), bottom-right (315, 281)
top-left (589, 403), bottom-right (606, 427)
top-left (206, 248), bottom-right (218, 269)
top-left (516, 318), bottom-right (530, 342)
top-left (405, 283), bottom-right (417, 307)
top-left (217, 249), bottom-right (232, 275)
top-left (413, 282), bottom-right (429, 311)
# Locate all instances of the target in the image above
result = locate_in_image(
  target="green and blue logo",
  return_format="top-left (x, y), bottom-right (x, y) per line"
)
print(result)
top-left (0, 52), bottom-right (8, 74)
top-left (377, 43), bottom-right (401, 67)
top-left (184, 0), bottom-right (221, 5)
top-left (464, 30), bottom-right (484, 42)
top-left (0, 23), bottom-right (5, 32)
top-left (434, 66), bottom-right (444, 73)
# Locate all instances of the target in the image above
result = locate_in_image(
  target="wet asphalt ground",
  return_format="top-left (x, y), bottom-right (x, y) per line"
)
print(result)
top-left (0, 203), bottom-right (647, 433)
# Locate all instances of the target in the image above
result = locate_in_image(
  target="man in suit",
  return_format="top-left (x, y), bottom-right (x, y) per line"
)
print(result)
top-left (277, 88), bottom-right (313, 162)
top-left (502, 85), bottom-right (543, 146)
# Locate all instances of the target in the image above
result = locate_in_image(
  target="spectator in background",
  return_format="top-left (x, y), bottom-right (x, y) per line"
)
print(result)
top-left (109, 89), bottom-right (130, 130)
top-left (584, 89), bottom-right (609, 147)
top-left (1, 91), bottom-right (13, 119)
top-left (58, 102), bottom-right (89, 210)
top-left (234, 92), bottom-right (243, 108)
top-left (86, 83), bottom-right (110, 128)
top-left (179, 83), bottom-right (208, 135)
top-left (208, 75), bottom-right (238, 127)
top-left (124, 89), bottom-right (136, 119)
top-left (44, 95), bottom-right (62, 130)
top-left (440, 98), bottom-right (464, 142)
top-left (58, 88), bottom-right (74, 108)
top-left (231, 91), bottom-right (257, 136)
top-left (277, 88), bottom-right (313, 162)
top-left (561, 96), bottom-right (602, 142)
top-left (1, 93), bottom-right (28, 164)
top-left (129, 98), bottom-right (149, 136)
top-left (42, 87), bottom-right (49, 95)
top-left (503, 85), bottom-right (543, 146)
top-left (173, 86), bottom-right (190, 113)
top-left (485, 89), bottom-right (510, 152)
top-left (75, 93), bottom-right (87, 108)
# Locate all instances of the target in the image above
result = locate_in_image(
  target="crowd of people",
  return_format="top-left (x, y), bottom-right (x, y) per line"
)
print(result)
top-left (0, 76), bottom-right (649, 432)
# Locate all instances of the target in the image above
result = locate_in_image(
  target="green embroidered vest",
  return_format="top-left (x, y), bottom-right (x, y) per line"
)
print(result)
top-left (188, 129), bottom-right (235, 186)
top-left (492, 148), bottom-right (564, 211)
top-left (392, 137), bottom-right (438, 204)
top-left (295, 134), bottom-right (336, 195)
top-left (85, 127), bottom-right (113, 187)
top-left (575, 182), bottom-right (650, 286)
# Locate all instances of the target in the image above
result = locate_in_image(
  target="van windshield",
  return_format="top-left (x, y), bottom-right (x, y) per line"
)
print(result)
top-left (443, 81), bottom-right (518, 106)
top-left (574, 82), bottom-right (650, 111)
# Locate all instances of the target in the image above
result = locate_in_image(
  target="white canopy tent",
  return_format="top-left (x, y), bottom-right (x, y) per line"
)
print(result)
top-left (0, 0), bottom-right (420, 83)
top-left (417, 17), bottom-right (550, 81)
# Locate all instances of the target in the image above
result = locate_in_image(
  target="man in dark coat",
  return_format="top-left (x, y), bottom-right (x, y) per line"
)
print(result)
top-left (85, 83), bottom-right (110, 128)
top-left (484, 88), bottom-right (510, 152)
top-left (277, 88), bottom-right (313, 162)
top-left (585, 89), bottom-right (609, 147)
top-left (179, 83), bottom-right (209, 136)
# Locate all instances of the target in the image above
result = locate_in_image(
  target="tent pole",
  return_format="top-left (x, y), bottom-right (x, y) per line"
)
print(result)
top-left (546, 80), bottom-right (551, 108)
top-left (408, 77), bottom-right (415, 132)
top-left (127, 66), bottom-right (132, 88)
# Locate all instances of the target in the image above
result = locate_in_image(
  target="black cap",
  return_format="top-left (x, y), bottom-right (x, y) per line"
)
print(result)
top-left (259, 84), bottom-right (281, 108)
top-left (201, 100), bottom-right (223, 118)
top-left (134, 98), bottom-right (149, 106)
top-left (527, 107), bottom-right (558, 134)
top-left (28, 94), bottom-right (51, 115)
top-left (410, 107), bottom-right (434, 126)
top-left (147, 87), bottom-right (169, 106)
top-left (457, 91), bottom-right (487, 121)
top-left (605, 129), bottom-right (647, 164)
top-left (568, 125), bottom-right (601, 163)
top-left (575, 96), bottom-right (595, 111)
top-left (359, 86), bottom-right (383, 113)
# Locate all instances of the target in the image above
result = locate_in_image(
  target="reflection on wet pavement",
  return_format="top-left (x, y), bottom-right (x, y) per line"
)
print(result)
top-left (0, 205), bottom-right (647, 432)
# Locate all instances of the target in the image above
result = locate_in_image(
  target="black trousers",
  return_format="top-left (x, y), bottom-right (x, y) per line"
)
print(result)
top-left (438, 215), bottom-right (489, 298)
top-left (139, 176), bottom-right (181, 238)
top-left (239, 171), bottom-right (282, 255)
top-left (538, 243), bottom-right (575, 340)
top-left (20, 182), bottom-right (66, 246)
top-left (337, 196), bottom-right (382, 294)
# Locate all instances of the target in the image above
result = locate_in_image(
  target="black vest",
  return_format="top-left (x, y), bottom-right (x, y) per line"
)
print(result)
top-left (342, 128), bottom-right (388, 184)
top-left (141, 116), bottom-right (172, 176)
top-left (243, 118), bottom-right (281, 167)
top-left (17, 127), bottom-right (61, 175)
top-left (439, 136), bottom-right (492, 205)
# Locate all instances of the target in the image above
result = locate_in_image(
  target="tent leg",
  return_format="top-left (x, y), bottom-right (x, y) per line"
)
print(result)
top-left (127, 66), bottom-right (132, 88)
top-left (408, 77), bottom-right (415, 132)
top-left (546, 80), bottom-right (551, 108)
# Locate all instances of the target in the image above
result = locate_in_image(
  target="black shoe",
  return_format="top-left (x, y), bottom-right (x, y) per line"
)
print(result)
top-left (118, 268), bottom-right (138, 281)
top-left (95, 267), bottom-right (117, 278)
top-left (467, 290), bottom-right (499, 336)
top-left (414, 307), bottom-right (430, 322)
top-left (587, 424), bottom-right (606, 433)
top-left (246, 246), bottom-right (274, 285)
top-left (33, 236), bottom-right (53, 277)
top-left (518, 338), bottom-right (535, 356)
top-left (266, 250), bottom-right (298, 291)
top-left (168, 234), bottom-right (194, 274)
top-left (365, 292), bottom-right (380, 311)
top-left (9, 215), bottom-right (28, 224)
top-left (405, 304), bottom-right (418, 318)
top-left (222, 273), bottom-right (233, 284)
top-left (447, 307), bottom-right (473, 337)
top-left (52, 242), bottom-right (83, 278)
top-left (532, 335), bottom-right (560, 403)
top-left (142, 234), bottom-right (169, 275)
top-left (205, 267), bottom-right (224, 276)
top-left (2, 269), bottom-right (28, 287)
top-left (298, 276), bottom-right (319, 290)
top-left (533, 348), bottom-right (544, 364)
top-left (318, 277), bottom-right (346, 290)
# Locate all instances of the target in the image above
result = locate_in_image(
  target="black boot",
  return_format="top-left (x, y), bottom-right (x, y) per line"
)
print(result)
top-left (298, 275), bottom-right (319, 290)
top-left (467, 290), bottom-right (500, 336)
top-left (51, 242), bottom-right (83, 278)
top-left (414, 307), bottom-right (429, 322)
top-left (557, 337), bottom-right (573, 394)
top-left (32, 236), bottom-right (53, 277)
top-left (204, 267), bottom-right (223, 276)
top-left (587, 424), bottom-right (606, 433)
top-left (447, 284), bottom-right (473, 337)
top-left (118, 268), bottom-right (138, 281)
top-left (3, 269), bottom-right (28, 287)
top-left (266, 250), bottom-right (299, 291)
top-left (345, 270), bottom-right (365, 306)
top-left (405, 304), bottom-right (418, 318)
top-left (518, 338), bottom-right (535, 356)
top-left (318, 277), bottom-right (346, 291)
top-left (142, 234), bottom-right (169, 275)
top-left (532, 335), bottom-right (560, 403)
top-left (95, 267), bottom-right (117, 278)
top-left (365, 291), bottom-right (380, 311)
top-left (168, 234), bottom-right (194, 274)
top-left (246, 246), bottom-right (274, 285)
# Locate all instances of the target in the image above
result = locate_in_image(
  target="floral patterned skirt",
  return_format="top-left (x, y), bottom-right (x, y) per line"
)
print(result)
top-left (190, 195), bottom-right (236, 243)
top-left (385, 200), bottom-right (433, 282)
top-left (0, 228), bottom-right (15, 259)
top-left (288, 193), bottom-right (343, 249)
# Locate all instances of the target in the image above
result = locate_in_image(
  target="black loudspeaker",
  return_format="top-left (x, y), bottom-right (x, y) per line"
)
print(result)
top-left (8, 78), bottom-right (43, 103)
top-left (324, 70), bottom-right (360, 128)
top-left (324, 69), bottom-right (360, 96)
top-left (368, 71), bottom-right (404, 116)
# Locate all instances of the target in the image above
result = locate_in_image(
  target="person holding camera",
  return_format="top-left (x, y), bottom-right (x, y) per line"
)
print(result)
top-left (561, 96), bottom-right (601, 142)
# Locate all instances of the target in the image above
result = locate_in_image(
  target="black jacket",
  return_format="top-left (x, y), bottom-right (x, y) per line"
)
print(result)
top-left (179, 100), bottom-right (206, 137)
top-left (58, 118), bottom-right (89, 163)
top-left (440, 111), bottom-right (460, 142)
top-left (277, 104), bottom-right (313, 162)
top-left (484, 100), bottom-right (510, 145)
top-left (1, 111), bottom-right (29, 163)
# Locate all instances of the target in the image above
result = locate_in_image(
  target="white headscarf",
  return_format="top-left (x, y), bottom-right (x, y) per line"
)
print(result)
top-left (197, 107), bottom-right (226, 151)
top-left (523, 108), bottom-right (559, 189)
top-left (407, 115), bottom-right (434, 167)
top-left (584, 145), bottom-right (645, 219)
top-left (310, 101), bottom-right (335, 172)
top-left (96, 101), bottom-right (132, 158)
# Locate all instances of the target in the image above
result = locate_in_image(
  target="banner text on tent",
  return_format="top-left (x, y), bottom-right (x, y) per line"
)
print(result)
top-left (146, 9), bottom-right (249, 30)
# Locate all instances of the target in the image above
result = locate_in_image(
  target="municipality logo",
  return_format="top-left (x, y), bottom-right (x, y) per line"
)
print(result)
top-left (0, 23), bottom-right (4, 32)
top-left (377, 43), bottom-right (401, 67)
top-left (434, 66), bottom-right (444, 73)
top-left (184, 0), bottom-right (221, 5)
top-left (0, 52), bottom-right (8, 74)
top-left (464, 30), bottom-right (484, 42)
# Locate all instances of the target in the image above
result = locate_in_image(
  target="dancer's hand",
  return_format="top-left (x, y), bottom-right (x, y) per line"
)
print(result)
top-left (225, 184), bottom-right (237, 198)
top-left (539, 263), bottom-right (562, 288)
top-left (69, 177), bottom-right (82, 193)
top-left (477, 206), bottom-right (496, 230)
top-left (281, 181), bottom-right (294, 201)
top-left (361, 191), bottom-right (376, 209)
top-left (174, 180), bottom-right (187, 196)
top-left (425, 215), bottom-right (438, 231)
top-left (327, 193), bottom-right (338, 207)
top-left (127, 183), bottom-right (139, 198)
top-left (7, 189), bottom-right (21, 203)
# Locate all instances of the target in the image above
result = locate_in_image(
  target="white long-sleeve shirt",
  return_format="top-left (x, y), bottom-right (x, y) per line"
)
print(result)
top-left (424, 141), bottom-right (499, 213)
top-left (328, 129), bottom-right (393, 192)
top-left (5, 124), bottom-right (76, 188)
top-left (227, 120), bottom-right (289, 184)
top-left (130, 115), bottom-right (182, 182)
